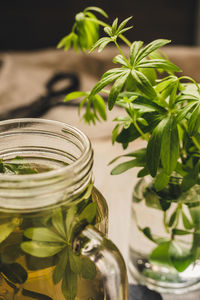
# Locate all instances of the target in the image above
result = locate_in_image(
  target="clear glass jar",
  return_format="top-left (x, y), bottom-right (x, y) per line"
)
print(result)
top-left (129, 176), bottom-right (200, 294)
top-left (0, 118), bottom-right (128, 300)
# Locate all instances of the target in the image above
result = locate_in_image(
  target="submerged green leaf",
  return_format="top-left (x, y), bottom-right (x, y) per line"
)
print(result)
top-left (21, 241), bottom-right (65, 257)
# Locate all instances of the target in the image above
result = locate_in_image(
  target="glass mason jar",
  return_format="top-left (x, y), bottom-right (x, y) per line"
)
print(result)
top-left (0, 118), bottom-right (128, 300)
top-left (129, 176), bottom-right (200, 294)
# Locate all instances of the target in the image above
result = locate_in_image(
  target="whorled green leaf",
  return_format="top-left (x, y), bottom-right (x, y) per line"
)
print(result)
top-left (61, 263), bottom-right (77, 300)
top-left (135, 39), bottom-right (171, 64)
top-left (150, 241), bottom-right (173, 268)
top-left (137, 59), bottom-right (181, 73)
top-left (93, 94), bottom-right (107, 120)
top-left (139, 226), bottom-right (157, 244)
top-left (188, 103), bottom-right (200, 136)
top-left (129, 41), bottom-right (144, 66)
top-left (79, 256), bottom-right (97, 280)
top-left (24, 228), bottom-right (65, 243)
top-left (1, 262), bottom-right (28, 284)
top-left (64, 91), bottom-right (88, 102)
top-left (168, 209), bottom-right (177, 227)
top-left (154, 172), bottom-right (170, 191)
top-left (108, 71), bottom-right (130, 110)
top-left (169, 241), bottom-right (194, 272)
top-left (53, 249), bottom-right (68, 284)
top-left (116, 16), bottom-right (133, 35)
top-left (90, 69), bottom-right (127, 96)
top-left (182, 211), bottom-right (193, 230)
top-left (52, 209), bottom-right (66, 239)
top-left (176, 101), bottom-right (197, 122)
top-left (21, 241), bottom-right (65, 257)
top-left (113, 54), bottom-right (129, 67)
top-left (111, 159), bottom-right (143, 175)
top-left (147, 117), bottom-right (168, 177)
top-left (172, 229), bottom-right (191, 236)
top-left (84, 6), bottom-right (108, 18)
top-left (76, 12), bottom-right (99, 52)
top-left (143, 188), bottom-right (161, 210)
top-left (160, 116), bottom-right (179, 175)
top-left (90, 37), bottom-right (112, 52)
top-left (189, 206), bottom-right (200, 230)
top-left (78, 202), bottom-right (97, 224)
top-left (0, 219), bottom-right (20, 244)
top-left (131, 70), bottom-right (157, 99)
top-left (109, 148), bottom-right (146, 166)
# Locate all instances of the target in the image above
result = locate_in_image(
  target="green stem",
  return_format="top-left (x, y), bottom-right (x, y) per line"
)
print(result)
top-left (114, 40), bottom-right (131, 67)
top-left (85, 17), bottom-right (131, 47)
top-left (133, 120), bottom-right (149, 141)
top-left (163, 211), bottom-right (169, 234)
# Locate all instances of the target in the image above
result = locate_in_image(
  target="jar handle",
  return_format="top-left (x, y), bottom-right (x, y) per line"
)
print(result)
top-left (76, 225), bottom-right (128, 300)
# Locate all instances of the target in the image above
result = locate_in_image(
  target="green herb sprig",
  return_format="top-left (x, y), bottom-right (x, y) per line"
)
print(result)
top-left (58, 6), bottom-right (200, 274)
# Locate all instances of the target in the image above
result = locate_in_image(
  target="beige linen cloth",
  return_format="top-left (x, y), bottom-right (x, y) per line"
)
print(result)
top-left (0, 46), bottom-right (200, 265)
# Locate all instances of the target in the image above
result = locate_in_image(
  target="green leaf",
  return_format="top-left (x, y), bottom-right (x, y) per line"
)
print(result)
top-left (150, 241), bottom-right (173, 268)
top-left (112, 18), bottom-right (118, 33)
top-left (90, 37), bottom-right (112, 52)
top-left (135, 39), bottom-right (171, 64)
top-left (21, 241), bottom-right (65, 257)
top-left (143, 188), bottom-right (161, 210)
top-left (57, 33), bottom-right (73, 50)
top-left (189, 206), bottom-right (200, 230)
top-left (146, 117), bottom-right (168, 177)
top-left (24, 228), bottom-right (65, 243)
top-left (53, 249), bottom-right (68, 284)
top-left (181, 174), bottom-right (197, 192)
top-left (90, 69), bottom-right (126, 96)
top-left (93, 94), bottom-right (107, 120)
top-left (160, 116), bottom-right (179, 175)
top-left (52, 209), bottom-right (66, 239)
top-left (182, 211), bottom-right (193, 230)
top-left (78, 202), bottom-right (97, 223)
top-left (169, 241), bottom-right (194, 272)
top-left (113, 54), bottom-right (129, 67)
top-left (168, 210), bottom-right (177, 227)
top-left (79, 256), bottom-right (97, 280)
top-left (85, 6), bottom-right (108, 18)
top-left (61, 263), bottom-right (77, 300)
top-left (137, 59), bottom-right (181, 73)
top-left (154, 172), bottom-right (170, 191)
top-left (111, 159), bottom-right (142, 175)
top-left (188, 103), bottom-right (200, 136)
top-left (65, 206), bottom-right (78, 238)
top-left (104, 26), bottom-right (113, 37)
top-left (176, 101), bottom-right (197, 122)
top-left (69, 249), bottom-right (82, 274)
top-left (108, 71), bottom-right (130, 110)
top-left (117, 16), bottom-right (133, 34)
top-left (1, 263), bottom-right (28, 284)
top-left (131, 70), bottom-right (157, 99)
top-left (64, 91), bottom-right (88, 102)
top-left (172, 229), bottom-right (191, 235)
top-left (0, 219), bottom-right (20, 243)
top-left (130, 41), bottom-right (144, 65)
top-left (139, 226), bottom-right (157, 244)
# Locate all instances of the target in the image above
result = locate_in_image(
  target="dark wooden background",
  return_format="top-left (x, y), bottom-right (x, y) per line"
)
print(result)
top-left (0, 0), bottom-right (199, 51)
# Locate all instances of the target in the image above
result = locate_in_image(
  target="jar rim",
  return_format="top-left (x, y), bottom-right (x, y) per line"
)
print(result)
top-left (0, 118), bottom-right (92, 181)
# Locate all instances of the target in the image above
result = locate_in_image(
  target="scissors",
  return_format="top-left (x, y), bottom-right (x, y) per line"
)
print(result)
top-left (0, 72), bottom-right (80, 120)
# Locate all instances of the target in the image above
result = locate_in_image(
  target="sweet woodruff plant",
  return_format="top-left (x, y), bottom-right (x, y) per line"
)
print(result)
top-left (58, 6), bottom-right (200, 274)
